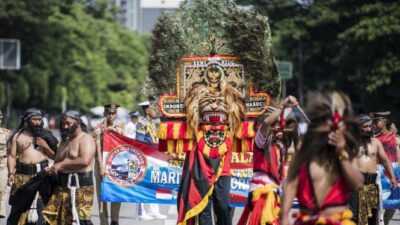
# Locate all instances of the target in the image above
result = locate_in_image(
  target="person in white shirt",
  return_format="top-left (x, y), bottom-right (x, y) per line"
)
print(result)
top-left (124, 111), bottom-right (140, 139)
top-left (135, 101), bottom-right (167, 220)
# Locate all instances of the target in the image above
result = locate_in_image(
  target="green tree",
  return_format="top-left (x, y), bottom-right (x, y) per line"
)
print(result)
top-left (0, 0), bottom-right (149, 118)
top-left (236, 0), bottom-right (400, 116)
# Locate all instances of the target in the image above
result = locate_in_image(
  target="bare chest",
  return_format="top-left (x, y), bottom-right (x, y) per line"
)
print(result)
top-left (16, 135), bottom-right (36, 153)
top-left (309, 162), bottom-right (337, 205)
top-left (357, 143), bottom-right (377, 158)
top-left (309, 162), bottom-right (329, 182)
top-left (57, 141), bottom-right (80, 161)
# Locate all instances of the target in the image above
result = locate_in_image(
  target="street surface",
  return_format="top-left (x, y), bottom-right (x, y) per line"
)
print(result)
top-left (1, 186), bottom-right (399, 225)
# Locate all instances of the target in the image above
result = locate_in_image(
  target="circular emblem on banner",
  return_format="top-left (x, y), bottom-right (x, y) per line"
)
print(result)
top-left (105, 144), bottom-right (147, 186)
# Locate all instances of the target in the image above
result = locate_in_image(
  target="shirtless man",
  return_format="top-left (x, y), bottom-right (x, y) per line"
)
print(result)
top-left (7, 108), bottom-right (58, 225)
top-left (350, 114), bottom-right (398, 225)
top-left (43, 110), bottom-right (95, 225)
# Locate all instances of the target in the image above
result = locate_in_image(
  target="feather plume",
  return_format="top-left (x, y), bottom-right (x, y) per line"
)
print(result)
top-left (306, 91), bottom-right (353, 124)
top-left (145, 0), bottom-right (281, 99)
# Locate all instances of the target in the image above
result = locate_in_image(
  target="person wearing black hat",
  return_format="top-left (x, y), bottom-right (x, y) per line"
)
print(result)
top-left (43, 110), bottom-right (96, 225)
top-left (124, 111), bottom-right (140, 139)
top-left (349, 114), bottom-right (398, 225)
top-left (6, 108), bottom-right (58, 225)
top-left (0, 110), bottom-right (10, 219)
top-left (371, 111), bottom-right (400, 225)
top-left (92, 104), bottom-right (124, 225)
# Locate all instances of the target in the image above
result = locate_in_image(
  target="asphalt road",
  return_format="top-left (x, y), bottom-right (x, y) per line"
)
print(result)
top-left (1, 186), bottom-right (400, 225)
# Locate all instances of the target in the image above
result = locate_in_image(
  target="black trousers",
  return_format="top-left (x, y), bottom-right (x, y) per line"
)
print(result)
top-left (349, 190), bottom-right (379, 225)
top-left (198, 176), bottom-right (232, 225)
top-left (7, 199), bottom-right (45, 225)
top-left (79, 221), bottom-right (94, 225)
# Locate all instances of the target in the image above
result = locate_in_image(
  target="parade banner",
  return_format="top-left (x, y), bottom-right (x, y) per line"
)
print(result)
top-left (380, 163), bottom-right (400, 209)
top-left (101, 130), bottom-right (400, 209)
top-left (100, 130), bottom-right (252, 206)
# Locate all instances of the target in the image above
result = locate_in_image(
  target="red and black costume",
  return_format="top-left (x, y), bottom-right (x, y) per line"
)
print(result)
top-left (293, 164), bottom-right (354, 225)
top-left (238, 129), bottom-right (285, 225)
top-left (297, 163), bottom-right (350, 212)
top-left (177, 124), bottom-right (232, 225)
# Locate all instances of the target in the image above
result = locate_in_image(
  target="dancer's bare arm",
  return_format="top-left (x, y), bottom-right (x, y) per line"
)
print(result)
top-left (7, 135), bottom-right (17, 185)
top-left (280, 176), bottom-right (299, 225)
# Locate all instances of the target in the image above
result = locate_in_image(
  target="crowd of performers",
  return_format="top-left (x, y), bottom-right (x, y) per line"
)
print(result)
top-left (176, 91), bottom-right (400, 225)
top-left (0, 90), bottom-right (399, 225)
top-left (0, 101), bottom-right (164, 225)
top-left (240, 92), bottom-right (400, 225)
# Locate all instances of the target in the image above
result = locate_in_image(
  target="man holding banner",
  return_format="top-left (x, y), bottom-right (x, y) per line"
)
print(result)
top-left (350, 114), bottom-right (398, 225)
top-left (93, 104), bottom-right (124, 225)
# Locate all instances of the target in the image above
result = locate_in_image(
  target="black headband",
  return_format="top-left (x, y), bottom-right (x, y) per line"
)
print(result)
top-left (355, 114), bottom-right (372, 125)
top-left (60, 110), bottom-right (88, 133)
top-left (62, 110), bottom-right (81, 122)
top-left (23, 108), bottom-right (42, 121)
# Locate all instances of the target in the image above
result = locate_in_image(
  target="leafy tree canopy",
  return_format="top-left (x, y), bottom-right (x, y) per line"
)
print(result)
top-left (0, 0), bottom-right (149, 116)
top-left (236, 0), bottom-right (400, 115)
top-left (146, 0), bottom-right (281, 99)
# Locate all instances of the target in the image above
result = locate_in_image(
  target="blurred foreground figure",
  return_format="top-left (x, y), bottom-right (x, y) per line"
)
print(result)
top-left (43, 110), bottom-right (95, 225)
top-left (0, 110), bottom-right (10, 219)
top-left (281, 92), bottom-right (364, 225)
top-left (238, 96), bottom-right (299, 225)
top-left (7, 108), bottom-right (58, 225)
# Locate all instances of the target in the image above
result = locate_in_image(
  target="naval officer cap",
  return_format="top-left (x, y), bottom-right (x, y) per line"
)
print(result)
top-left (129, 111), bottom-right (140, 117)
top-left (104, 103), bottom-right (120, 113)
top-left (370, 111), bottom-right (391, 120)
top-left (138, 101), bottom-right (151, 110)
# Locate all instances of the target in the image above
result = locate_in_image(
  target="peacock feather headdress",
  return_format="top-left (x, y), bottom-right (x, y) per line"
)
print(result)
top-left (144, 0), bottom-right (281, 100)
